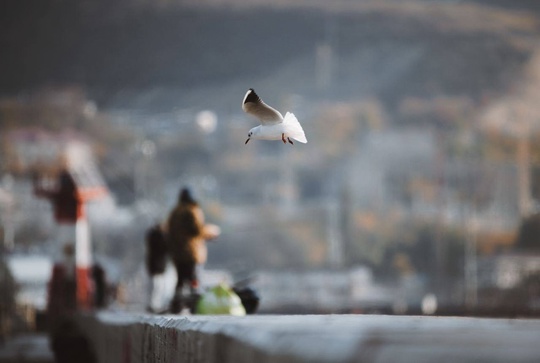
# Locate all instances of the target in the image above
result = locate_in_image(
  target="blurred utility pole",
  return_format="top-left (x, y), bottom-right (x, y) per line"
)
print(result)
top-left (279, 165), bottom-right (296, 213)
top-left (316, 14), bottom-right (338, 93)
top-left (326, 197), bottom-right (344, 268)
top-left (465, 204), bottom-right (478, 310)
top-left (326, 168), bottom-right (344, 268)
top-left (316, 44), bottom-right (334, 92)
top-left (134, 139), bottom-right (156, 202)
top-left (433, 129), bottom-right (448, 304)
top-left (516, 118), bottom-right (532, 217)
top-left (1, 174), bottom-right (15, 251)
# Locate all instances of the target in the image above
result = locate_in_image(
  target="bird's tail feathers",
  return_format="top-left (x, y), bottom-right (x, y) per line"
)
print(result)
top-left (283, 112), bottom-right (307, 143)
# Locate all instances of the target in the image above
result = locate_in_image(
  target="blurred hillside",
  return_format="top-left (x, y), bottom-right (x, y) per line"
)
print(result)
top-left (1, 0), bottom-right (538, 113)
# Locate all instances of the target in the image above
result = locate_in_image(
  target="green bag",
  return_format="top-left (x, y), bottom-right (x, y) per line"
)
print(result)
top-left (196, 283), bottom-right (246, 316)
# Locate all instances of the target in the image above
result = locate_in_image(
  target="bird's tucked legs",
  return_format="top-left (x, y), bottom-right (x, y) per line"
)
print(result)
top-left (281, 133), bottom-right (286, 144)
top-left (287, 137), bottom-right (294, 145)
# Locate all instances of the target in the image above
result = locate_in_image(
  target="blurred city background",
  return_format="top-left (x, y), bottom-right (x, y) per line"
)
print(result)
top-left (2, 0), bottom-right (540, 339)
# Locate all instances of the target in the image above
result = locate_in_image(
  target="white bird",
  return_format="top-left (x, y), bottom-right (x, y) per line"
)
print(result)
top-left (242, 88), bottom-right (307, 145)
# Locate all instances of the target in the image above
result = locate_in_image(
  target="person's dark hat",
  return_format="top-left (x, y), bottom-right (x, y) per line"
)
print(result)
top-left (179, 187), bottom-right (197, 204)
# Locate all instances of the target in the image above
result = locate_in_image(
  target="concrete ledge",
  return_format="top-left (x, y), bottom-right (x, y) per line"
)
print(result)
top-left (75, 312), bottom-right (540, 363)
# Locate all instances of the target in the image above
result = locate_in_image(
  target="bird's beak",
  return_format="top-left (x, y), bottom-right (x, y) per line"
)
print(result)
top-left (245, 138), bottom-right (250, 145)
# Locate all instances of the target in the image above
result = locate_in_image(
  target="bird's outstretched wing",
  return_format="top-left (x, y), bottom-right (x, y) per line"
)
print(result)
top-left (242, 89), bottom-right (283, 125)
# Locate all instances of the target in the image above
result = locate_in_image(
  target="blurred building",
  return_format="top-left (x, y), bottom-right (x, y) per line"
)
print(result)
top-left (477, 253), bottom-right (540, 314)
top-left (478, 253), bottom-right (540, 290)
top-left (253, 267), bottom-right (397, 313)
top-left (6, 254), bottom-right (52, 330)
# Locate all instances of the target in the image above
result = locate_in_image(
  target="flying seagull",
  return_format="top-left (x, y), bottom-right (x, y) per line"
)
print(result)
top-left (242, 88), bottom-right (307, 145)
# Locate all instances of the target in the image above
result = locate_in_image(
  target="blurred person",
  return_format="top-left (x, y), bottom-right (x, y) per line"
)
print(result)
top-left (33, 166), bottom-right (80, 224)
top-left (50, 318), bottom-right (96, 363)
top-left (47, 243), bottom-right (77, 321)
top-left (165, 187), bottom-right (220, 313)
top-left (34, 166), bottom-right (80, 263)
top-left (144, 223), bottom-right (168, 312)
top-left (92, 262), bottom-right (107, 309)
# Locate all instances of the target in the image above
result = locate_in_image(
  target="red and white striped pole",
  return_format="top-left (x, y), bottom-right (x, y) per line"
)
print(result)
top-left (75, 186), bottom-right (107, 310)
top-left (75, 204), bottom-right (92, 309)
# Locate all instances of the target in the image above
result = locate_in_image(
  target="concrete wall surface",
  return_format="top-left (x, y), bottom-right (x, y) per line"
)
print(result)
top-left (75, 312), bottom-right (540, 363)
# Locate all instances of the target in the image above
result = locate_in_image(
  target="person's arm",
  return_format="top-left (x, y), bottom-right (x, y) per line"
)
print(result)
top-left (202, 224), bottom-right (221, 240)
top-left (193, 207), bottom-right (221, 240)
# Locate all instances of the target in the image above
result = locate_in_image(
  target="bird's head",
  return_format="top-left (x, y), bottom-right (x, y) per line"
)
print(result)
top-left (245, 126), bottom-right (259, 145)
